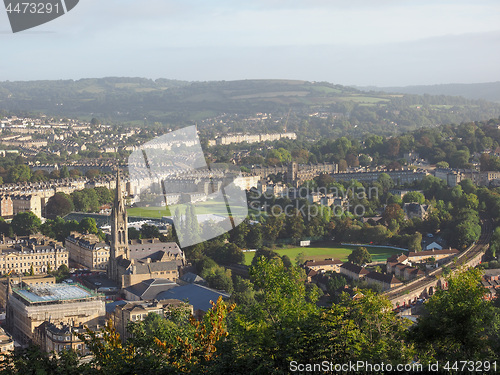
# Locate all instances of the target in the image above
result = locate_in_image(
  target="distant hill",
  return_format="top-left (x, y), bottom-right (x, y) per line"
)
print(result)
top-left (1, 77), bottom-right (500, 139)
top-left (359, 82), bottom-right (500, 103)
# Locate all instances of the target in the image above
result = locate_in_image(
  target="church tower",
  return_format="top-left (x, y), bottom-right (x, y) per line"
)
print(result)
top-left (108, 169), bottom-right (128, 283)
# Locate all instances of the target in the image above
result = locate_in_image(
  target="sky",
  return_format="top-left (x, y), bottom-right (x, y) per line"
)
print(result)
top-left (0, 0), bottom-right (499, 86)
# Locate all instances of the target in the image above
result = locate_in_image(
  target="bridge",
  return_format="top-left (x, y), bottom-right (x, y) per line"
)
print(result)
top-left (384, 219), bottom-right (492, 308)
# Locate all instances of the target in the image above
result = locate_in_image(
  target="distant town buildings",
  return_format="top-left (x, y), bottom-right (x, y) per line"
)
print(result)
top-left (208, 132), bottom-right (297, 146)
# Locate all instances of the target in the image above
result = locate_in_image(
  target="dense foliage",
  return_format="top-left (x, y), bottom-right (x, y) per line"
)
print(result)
top-left (1, 261), bottom-right (498, 374)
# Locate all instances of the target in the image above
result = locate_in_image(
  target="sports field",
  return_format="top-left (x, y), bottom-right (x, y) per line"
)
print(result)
top-left (127, 200), bottom-right (259, 218)
top-left (243, 244), bottom-right (404, 265)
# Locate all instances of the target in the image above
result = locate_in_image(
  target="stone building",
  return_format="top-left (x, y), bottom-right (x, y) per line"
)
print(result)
top-left (0, 236), bottom-right (68, 276)
top-left (65, 232), bottom-right (110, 270)
top-left (107, 299), bottom-right (191, 342)
top-left (34, 321), bottom-right (102, 355)
top-left (6, 283), bottom-right (105, 344)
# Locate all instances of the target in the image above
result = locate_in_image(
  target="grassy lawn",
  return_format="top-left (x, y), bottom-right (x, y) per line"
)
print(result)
top-left (127, 206), bottom-right (171, 218)
top-left (243, 244), bottom-right (404, 266)
top-left (127, 200), bottom-right (260, 219)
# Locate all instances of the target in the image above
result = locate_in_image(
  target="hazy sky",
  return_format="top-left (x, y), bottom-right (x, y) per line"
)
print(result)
top-left (1, 0), bottom-right (499, 86)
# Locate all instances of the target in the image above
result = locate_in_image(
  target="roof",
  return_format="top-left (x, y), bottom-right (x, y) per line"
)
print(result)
top-left (125, 278), bottom-right (178, 300)
top-left (14, 283), bottom-right (96, 304)
top-left (304, 259), bottom-right (343, 267)
top-left (132, 261), bottom-right (178, 275)
top-left (366, 271), bottom-right (402, 285)
top-left (386, 254), bottom-right (408, 263)
top-left (483, 269), bottom-right (500, 277)
top-left (128, 239), bottom-right (182, 260)
top-left (306, 269), bottom-right (318, 278)
top-left (105, 300), bottom-right (127, 314)
top-left (407, 249), bottom-right (459, 258)
top-left (180, 272), bottom-right (206, 285)
top-left (426, 241), bottom-right (443, 249)
top-left (156, 284), bottom-right (230, 312)
top-left (340, 262), bottom-right (369, 275)
top-left (116, 299), bottom-right (188, 314)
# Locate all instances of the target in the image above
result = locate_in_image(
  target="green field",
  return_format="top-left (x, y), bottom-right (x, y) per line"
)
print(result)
top-left (243, 244), bottom-right (404, 266)
top-left (127, 206), bottom-right (171, 218)
top-left (127, 200), bottom-right (259, 219)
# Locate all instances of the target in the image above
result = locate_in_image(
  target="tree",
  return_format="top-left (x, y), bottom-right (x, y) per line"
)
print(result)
top-left (251, 247), bottom-right (280, 266)
top-left (94, 186), bottom-right (113, 205)
top-left (408, 232), bottom-right (422, 252)
top-left (489, 227), bottom-right (500, 259)
top-left (8, 164), bottom-right (31, 183)
top-left (79, 217), bottom-right (99, 235)
top-left (435, 161), bottom-right (449, 168)
top-left (0, 217), bottom-right (12, 237)
top-left (263, 214), bottom-right (284, 243)
top-left (382, 203), bottom-right (405, 224)
top-left (411, 267), bottom-right (498, 361)
top-left (377, 173), bottom-right (394, 192)
top-left (285, 209), bottom-right (305, 244)
top-left (60, 166), bottom-right (70, 178)
top-left (140, 223), bottom-right (160, 239)
top-left (76, 297), bottom-right (235, 374)
top-left (128, 227), bottom-right (142, 240)
top-left (458, 193), bottom-right (479, 211)
top-left (403, 191), bottom-right (425, 204)
top-left (246, 224), bottom-right (263, 249)
top-left (86, 169), bottom-right (101, 179)
top-left (0, 344), bottom-right (85, 375)
top-left (71, 189), bottom-right (100, 212)
top-left (455, 221), bottom-right (481, 249)
top-left (11, 212), bottom-right (41, 236)
top-left (348, 246), bottom-right (372, 265)
top-left (45, 192), bottom-right (74, 217)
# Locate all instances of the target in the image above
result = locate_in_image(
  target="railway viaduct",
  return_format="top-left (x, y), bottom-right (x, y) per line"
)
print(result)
top-left (384, 220), bottom-right (492, 308)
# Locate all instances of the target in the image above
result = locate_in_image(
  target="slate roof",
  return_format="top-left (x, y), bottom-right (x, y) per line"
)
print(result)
top-left (304, 259), bottom-right (343, 267)
top-left (386, 254), bottom-right (408, 263)
top-left (366, 271), bottom-right (402, 285)
top-left (180, 272), bottom-right (207, 285)
top-left (125, 278), bottom-right (179, 300)
top-left (105, 300), bottom-right (127, 314)
top-left (128, 239), bottom-right (182, 260)
top-left (133, 261), bottom-right (178, 274)
top-left (340, 262), bottom-right (369, 275)
top-left (156, 284), bottom-right (230, 312)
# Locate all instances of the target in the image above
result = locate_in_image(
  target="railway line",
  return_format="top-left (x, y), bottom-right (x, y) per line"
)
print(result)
top-left (384, 219), bottom-right (492, 304)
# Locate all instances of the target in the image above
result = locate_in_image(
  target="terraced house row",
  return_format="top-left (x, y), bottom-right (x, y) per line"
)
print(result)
top-left (0, 235), bottom-right (68, 275)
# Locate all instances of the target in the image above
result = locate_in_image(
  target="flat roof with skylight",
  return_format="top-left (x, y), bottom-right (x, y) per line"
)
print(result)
top-left (13, 283), bottom-right (101, 305)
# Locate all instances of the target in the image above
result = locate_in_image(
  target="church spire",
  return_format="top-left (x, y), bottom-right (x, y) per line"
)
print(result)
top-left (108, 168), bottom-right (128, 286)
